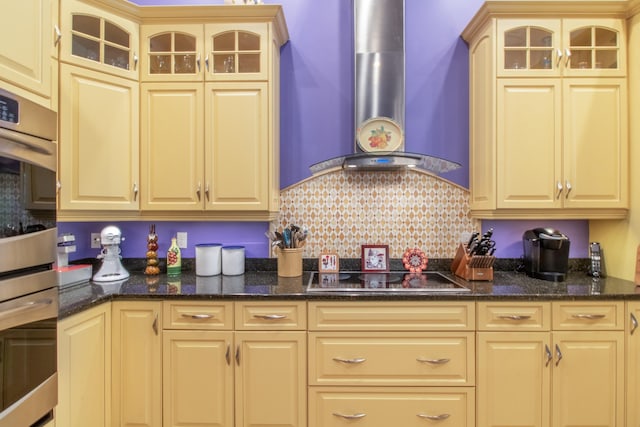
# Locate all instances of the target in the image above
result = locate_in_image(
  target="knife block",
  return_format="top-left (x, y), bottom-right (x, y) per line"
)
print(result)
top-left (451, 244), bottom-right (495, 281)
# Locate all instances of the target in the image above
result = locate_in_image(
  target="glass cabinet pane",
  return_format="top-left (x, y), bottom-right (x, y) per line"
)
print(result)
top-left (505, 28), bottom-right (526, 47)
top-left (175, 33), bottom-right (196, 52)
top-left (72, 15), bottom-right (100, 38)
top-left (595, 28), bottom-right (617, 46)
top-left (238, 32), bottom-right (259, 51)
top-left (150, 33), bottom-right (171, 52)
top-left (105, 22), bottom-right (129, 48)
top-left (105, 45), bottom-right (129, 69)
top-left (72, 35), bottom-right (100, 62)
top-left (570, 28), bottom-right (592, 46)
top-left (213, 32), bottom-right (235, 51)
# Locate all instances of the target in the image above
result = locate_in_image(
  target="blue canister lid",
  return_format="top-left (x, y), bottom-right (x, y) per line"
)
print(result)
top-left (196, 243), bottom-right (222, 247)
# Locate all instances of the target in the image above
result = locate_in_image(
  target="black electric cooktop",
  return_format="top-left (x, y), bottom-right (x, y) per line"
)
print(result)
top-left (307, 271), bottom-right (470, 292)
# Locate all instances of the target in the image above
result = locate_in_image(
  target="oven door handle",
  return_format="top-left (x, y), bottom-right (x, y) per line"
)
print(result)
top-left (0, 298), bottom-right (54, 321)
top-left (0, 127), bottom-right (55, 155)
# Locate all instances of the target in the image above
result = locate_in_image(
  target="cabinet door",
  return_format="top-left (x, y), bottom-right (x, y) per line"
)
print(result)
top-left (57, 304), bottom-right (111, 427)
top-left (477, 332), bottom-right (550, 427)
top-left (112, 301), bottom-right (162, 427)
top-left (59, 0), bottom-right (139, 80)
top-left (59, 63), bottom-right (139, 211)
top-left (552, 331), bottom-right (624, 427)
top-left (235, 331), bottom-right (306, 427)
top-left (628, 302), bottom-right (640, 427)
top-left (497, 19), bottom-right (561, 77)
top-left (163, 330), bottom-right (234, 427)
top-left (205, 82), bottom-right (269, 211)
top-left (496, 79), bottom-right (562, 209)
top-left (140, 24), bottom-right (204, 82)
top-left (0, 0), bottom-right (54, 104)
top-left (562, 78), bottom-right (627, 209)
top-left (140, 83), bottom-right (204, 210)
top-left (562, 19), bottom-right (626, 77)
top-left (205, 23), bottom-right (268, 82)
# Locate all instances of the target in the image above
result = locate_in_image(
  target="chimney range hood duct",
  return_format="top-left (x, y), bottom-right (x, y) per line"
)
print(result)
top-left (309, 0), bottom-right (461, 175)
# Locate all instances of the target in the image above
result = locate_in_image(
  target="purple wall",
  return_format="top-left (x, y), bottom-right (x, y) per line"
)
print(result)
top-left (62, 0), bottom-right (589, 260)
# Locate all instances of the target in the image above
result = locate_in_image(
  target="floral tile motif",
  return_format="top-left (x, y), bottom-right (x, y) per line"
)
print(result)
top-left (275, 169), bottom-right (479, 259)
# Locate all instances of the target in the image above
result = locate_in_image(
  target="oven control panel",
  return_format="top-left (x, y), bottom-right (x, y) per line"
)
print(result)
top-left (0, 94), bottom-right (19, 124)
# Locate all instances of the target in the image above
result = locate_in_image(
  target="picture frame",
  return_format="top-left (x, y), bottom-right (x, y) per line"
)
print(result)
top-left (361, 244), bottom-right (390, 272)
top-left (319, 252), bottom-right (339, 273)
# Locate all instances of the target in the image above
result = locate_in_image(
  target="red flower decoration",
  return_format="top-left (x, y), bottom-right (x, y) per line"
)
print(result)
top-left (402, 248), bottom-right (428, 273)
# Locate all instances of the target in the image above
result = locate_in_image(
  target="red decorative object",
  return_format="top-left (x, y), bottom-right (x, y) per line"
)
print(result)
top-left (402, 248), bottom-right (428, 273)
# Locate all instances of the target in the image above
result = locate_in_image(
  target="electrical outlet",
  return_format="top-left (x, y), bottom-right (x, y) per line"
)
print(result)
top-left (91, 233), bottom-right (101, 249)
top-left (176, 232), bottom-right (187, 248)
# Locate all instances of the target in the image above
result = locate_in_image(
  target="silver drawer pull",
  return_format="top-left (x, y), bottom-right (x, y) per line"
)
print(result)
top-left (417, 357), bottom-right (450, 365)
top-left (631, 313), bottom-right (638, 335)
top-left (181, 313), bottom-right (214, 319)
top-left (572, 314), bottom-right (606, 320)
top-left (417, 413), bottom-right (450, 421)
top-left (333, 357), bottom-right (366, 364)
top-left (332, 412), bottom-right (366, 420)
top-left (253, 314), bottom-right (287, 320)
top-left (498, 315), bottom-right (532, 321)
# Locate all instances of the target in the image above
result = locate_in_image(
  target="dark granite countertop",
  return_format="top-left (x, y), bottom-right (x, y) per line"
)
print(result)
top-left (59, 268), bottom-right (640, 320)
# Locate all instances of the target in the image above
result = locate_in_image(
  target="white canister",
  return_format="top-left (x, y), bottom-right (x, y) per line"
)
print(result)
top-left (222, 245), bottom-right (245, 275)
top-left (195, 243), bottom-right (222, 276)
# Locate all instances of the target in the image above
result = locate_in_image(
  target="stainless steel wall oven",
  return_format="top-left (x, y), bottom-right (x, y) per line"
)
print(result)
top-left (0, 88), bottom-right (58, 427)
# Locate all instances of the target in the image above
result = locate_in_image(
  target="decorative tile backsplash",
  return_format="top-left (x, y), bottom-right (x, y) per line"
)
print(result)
top-left (275, 169), bottom-right (479, 259)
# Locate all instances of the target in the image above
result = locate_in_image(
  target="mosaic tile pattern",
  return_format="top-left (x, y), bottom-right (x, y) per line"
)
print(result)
top-left (0, 171), bottom-right (55, 237)
top-left (275, 169), bottom-right (479, 259)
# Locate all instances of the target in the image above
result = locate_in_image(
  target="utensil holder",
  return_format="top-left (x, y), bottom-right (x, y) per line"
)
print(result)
top-left (451, 243), bottom-right (495, 281)
top-left (277, 247), bottom-right (303, 277)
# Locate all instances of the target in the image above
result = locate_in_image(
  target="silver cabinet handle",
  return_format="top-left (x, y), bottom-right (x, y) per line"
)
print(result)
top-left (152, 313), bottom-right (158, 336)
top-left (235, 346), bottom-right (240, 365)
top-left (205, 55), bottom-right (209, 72)
top-left (181, 313), bottom-right (213, 319)
top-left (56, 180), bottom-right (61, 193)
top-left (565, 48), bottom-right (572, 67)
top-left (333, 357), bottom-right (366, 364)
top-left (225, 345), bottom-right (231, 365)
top-left (555, 344), bottom-right (562, 366)
top-left (572, 313), bottom-right (606, 320)
top-left (556, 181), bottom-right (563, 199)
top-left (417, 413), bottom-right (450, 421)
top-left (197, 53), bottom-right (201, 72)
top-left (498, 314), bottom-right (532, 321)
top-left (133, 183), bottom-right (138, 201)
top-left (54, 25), bottom-right (62, 46)
top-left (253, 314), bottom-right (287, 320)
top-left (631, 312), bottom-right (638, 335)
top-left (556, 48), bottom-right (563, 67)
top-left (417, 357), bottom-right (450, 365)
top-left (332, 413), bottom-right (366, 420)
top-left (196, 182), bottom-right (201, 201)
top-left (133, 53), bottom-right (138, 71)
top-left (205, 183), bottom-right (210, 201)
top-left (545, 344), bottom-right (552, 367)
top-left (565, 180), bottom-right (572, 198)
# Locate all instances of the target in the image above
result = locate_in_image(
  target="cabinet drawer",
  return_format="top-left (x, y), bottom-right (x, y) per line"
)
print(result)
top-left (477, 302), bottom-right (550, 331)
top-left (552, 301), bottom-right (624, 330)
top-left (235, 301), bottom-right (306, 330)
top-left (309, 386), bottom-right (475, 427)
top-left (309, 332), bottom-right (474, 386)
top-left (163, 301), bottom-right (233, 330)
top-left (308, 302), bottom-right (474, 331)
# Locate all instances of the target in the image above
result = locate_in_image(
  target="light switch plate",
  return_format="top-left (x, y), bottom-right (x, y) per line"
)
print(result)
top-left (91, 233), bottom-right (101, 249)
top-left (176, 232), bottom-right (187, 248)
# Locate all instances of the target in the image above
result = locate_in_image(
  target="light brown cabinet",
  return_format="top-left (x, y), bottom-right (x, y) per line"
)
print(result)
top-left (56, 303), bottom-right (111, 427)
top-left (477, 301), bottom-right (625, 427)
top-left (308, 302), bottom-right (476, 427)
top-left (462, 4), bottom-right (628, 219)
top-left (0, 0), bottom-right (57, 108)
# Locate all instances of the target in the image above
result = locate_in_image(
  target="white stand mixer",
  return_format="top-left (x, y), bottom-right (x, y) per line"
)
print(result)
top-left (92, 225), bottom-right (130, 282)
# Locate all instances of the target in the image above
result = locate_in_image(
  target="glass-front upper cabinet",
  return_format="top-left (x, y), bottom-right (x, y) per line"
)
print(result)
top-left (60, 0), bottom-right (139, 80)
top-left (497, 18), bottom-right (625, 77)
top-left (205, 23), bottom-right (268, 81)
top-left (140, 24), bottom-right (204, 82)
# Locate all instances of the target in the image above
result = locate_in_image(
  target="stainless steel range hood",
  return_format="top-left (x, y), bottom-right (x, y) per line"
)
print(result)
top-left (309, 0), bottom-right (461, 175)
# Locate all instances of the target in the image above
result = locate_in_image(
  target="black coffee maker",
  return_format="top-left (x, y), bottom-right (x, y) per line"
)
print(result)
top-left (522, 228), bottom-right (570, 282)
